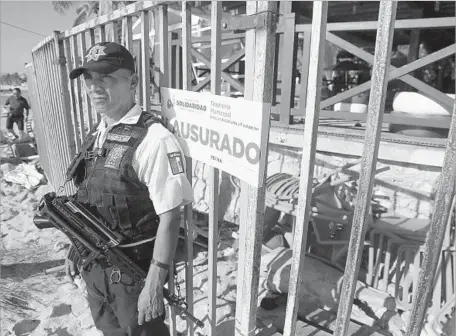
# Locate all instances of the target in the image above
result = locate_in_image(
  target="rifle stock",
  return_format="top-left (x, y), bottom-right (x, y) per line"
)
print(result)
top-left (34, 192), bottom-right (203, 329)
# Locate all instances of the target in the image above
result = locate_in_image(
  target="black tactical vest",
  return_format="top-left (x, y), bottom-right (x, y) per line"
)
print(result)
top-left (67, 111), bottom-right (163, 245)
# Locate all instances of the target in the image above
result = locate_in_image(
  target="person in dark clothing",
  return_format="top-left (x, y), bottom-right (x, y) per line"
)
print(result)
top-left (65, 42), bottom-right (193, 336)
top-left (3, 87), bottom-right (30, 140)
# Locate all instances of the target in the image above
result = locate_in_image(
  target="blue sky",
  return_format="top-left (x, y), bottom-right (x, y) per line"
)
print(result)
top-left (1, 1), bottom-right (77, 74)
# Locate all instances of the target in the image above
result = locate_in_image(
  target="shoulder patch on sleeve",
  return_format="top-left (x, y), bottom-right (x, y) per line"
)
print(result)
top-left (167, 152), bottom-right (185, 175)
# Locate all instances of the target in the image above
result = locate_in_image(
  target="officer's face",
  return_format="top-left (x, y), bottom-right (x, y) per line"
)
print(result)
top-left (83, 69), bottom-right (138, 116)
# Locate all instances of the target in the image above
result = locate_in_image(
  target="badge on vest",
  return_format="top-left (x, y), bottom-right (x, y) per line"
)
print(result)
top-left (105, 145), bottom-right (129, 170)
top-left (167, 152), bottom-right (185, 175)
top-left (106, 134), bottom-right (131, 142)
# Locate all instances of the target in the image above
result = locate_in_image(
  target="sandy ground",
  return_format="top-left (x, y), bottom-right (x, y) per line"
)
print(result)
top-left (0, 149), bottom-right (254, 336)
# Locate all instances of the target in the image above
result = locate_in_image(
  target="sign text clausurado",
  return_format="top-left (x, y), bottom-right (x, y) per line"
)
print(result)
top-left (160, 88), bottom-right (270, 187)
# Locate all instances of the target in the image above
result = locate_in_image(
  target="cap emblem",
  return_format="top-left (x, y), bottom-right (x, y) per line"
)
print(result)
top-left (86, 45), bottom-right (107, 62)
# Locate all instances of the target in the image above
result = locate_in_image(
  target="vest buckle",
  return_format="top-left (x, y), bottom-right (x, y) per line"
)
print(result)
top-left (84, 151), bottom-right (95, 160)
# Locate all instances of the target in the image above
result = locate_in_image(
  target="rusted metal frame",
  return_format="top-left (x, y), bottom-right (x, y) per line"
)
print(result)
top-left (325, 32), bottom-right (455, 112)
top-left (193, 48), bottom-right (245, 92)
top-left (221, 7), bottom-right (278, 32)
top-left (234, 1), bottom-right (277, 335)
top-left (71, 34), bottom-right (87, 142)
top-left (282, 3), bottom-right (328, 336)
top-left (333, 3), bottom-right (397, 336)
top-left (321, 40), bottom-right (456, 111)
top-left (53, 31), bottom-right (78, 193)
top-left (78, 32), bottom-right (94, 132)
top-left (190, 47), bottom-right (245, 93)
top-left (181, 3), bottom-right (194, 336)
top-left (279, 13), bottom-right (297, 125)
top-left (286, 16), bottom-right (455, 33)
top-left (405, 98), bottom-right (456, 335)
top-left (63, 37), bottom-right (82, 152)
top-left (59, 1), bottom-right (173, 39)
top-left (140, 10), bottom-right (152, 112)
top-left (207, 4), bottom-right (222, 335)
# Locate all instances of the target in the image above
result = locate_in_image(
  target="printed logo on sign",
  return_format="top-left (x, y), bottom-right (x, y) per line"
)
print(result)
top-left (86, 45), bottom-right (107, 62)
top-left (167, 99), bottom-right (174, 109)
top-left (167, 152), bottom-right (185, 175)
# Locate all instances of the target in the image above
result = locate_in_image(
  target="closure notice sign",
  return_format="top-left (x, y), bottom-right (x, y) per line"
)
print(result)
top-left (160, 88), bottom-right (270, 187)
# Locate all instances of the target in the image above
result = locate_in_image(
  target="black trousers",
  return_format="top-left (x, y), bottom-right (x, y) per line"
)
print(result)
top-left (81, 262), bottom-right (170, 336)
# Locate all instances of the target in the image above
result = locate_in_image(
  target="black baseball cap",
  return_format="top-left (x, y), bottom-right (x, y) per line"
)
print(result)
top-left (69, 42), bottom-right (135, 80)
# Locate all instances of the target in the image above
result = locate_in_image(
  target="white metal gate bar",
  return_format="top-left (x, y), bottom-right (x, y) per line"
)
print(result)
top-left (31, 37), bottom-right (76, 195)
top-left (140, 9), bottom-right (151, 113)
top-left (333, 2), bottom-right (397, 335)
top-left (282, 2), bottom-right (328, 336)
top-left (405, 75), bottom-right (456, 336)
top-left (181, 3), bottom-right (195, 336)
top-left (234, 2), bottom-right (277, 336)
top-left (25, 63), bottom-right (50, 178)
top-left (208, 2), bottom-right (222, 335)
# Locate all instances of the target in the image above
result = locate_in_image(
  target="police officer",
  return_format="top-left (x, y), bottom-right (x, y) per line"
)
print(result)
top-left (65, 42), bottom-right (193, 335)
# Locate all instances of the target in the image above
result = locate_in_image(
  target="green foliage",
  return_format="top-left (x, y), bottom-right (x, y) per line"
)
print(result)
top-left (0, 73), bottom-right (27, 86)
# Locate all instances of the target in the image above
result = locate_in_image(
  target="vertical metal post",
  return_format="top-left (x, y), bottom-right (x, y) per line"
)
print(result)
top-left (141, 10), bottom-right (151, 112)
top-left (282, 3), bottom-right (328, 336)
top-left (405, 71), bottom-right (456, 336)
top-left (208, 3), bottom-right (222, 335)
top-left (234, 2), bottom-right (277, 336)
top-left (333, 3), bottom-right (397, 336)
top-left (181, 3), bottom-right (194, 336)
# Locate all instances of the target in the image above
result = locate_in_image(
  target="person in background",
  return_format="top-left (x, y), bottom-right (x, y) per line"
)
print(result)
top-left (3, 87), bottom-right (30, 141)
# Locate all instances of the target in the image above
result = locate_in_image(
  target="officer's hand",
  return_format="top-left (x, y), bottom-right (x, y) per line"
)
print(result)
top-left (137, 285), bottom-right (165, 325)
top-left (65, 258), bottom-right (79, 287)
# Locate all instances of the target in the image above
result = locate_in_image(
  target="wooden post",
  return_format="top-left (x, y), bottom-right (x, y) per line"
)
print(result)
top-left (181, 3), bottom-right (195, 336)
top-left (71, 34), bottom-right (86, 141)
top-left (234, 2), bottom-right (277, 336)
top-left (333, 3), bottom-right (397, 336)
top-left (208, 4), bottom-right (222, 335)
top-left (282, 3), bottom-right (328, 335)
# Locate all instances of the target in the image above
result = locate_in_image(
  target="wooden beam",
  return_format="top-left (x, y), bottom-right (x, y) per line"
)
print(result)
top-left (326, 32), bottom-right (455, 111)
top-left (320, 43), bottom-right (456, 111)
top-left (190, 47), bottom-right (245, 93)
top-left (279, 13), bottom-right (296, 125)
top-left (282, 17), bottom-right (456, 33)
top-left (193, 48), bottom-right (245, 92)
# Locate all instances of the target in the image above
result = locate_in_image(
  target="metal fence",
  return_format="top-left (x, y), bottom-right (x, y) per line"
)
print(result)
top-left (27, 1), bottom-right (456, 336)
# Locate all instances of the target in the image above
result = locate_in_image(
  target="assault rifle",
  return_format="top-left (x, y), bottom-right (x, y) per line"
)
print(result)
top-left (33, 192), bottom-right (204, 328)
